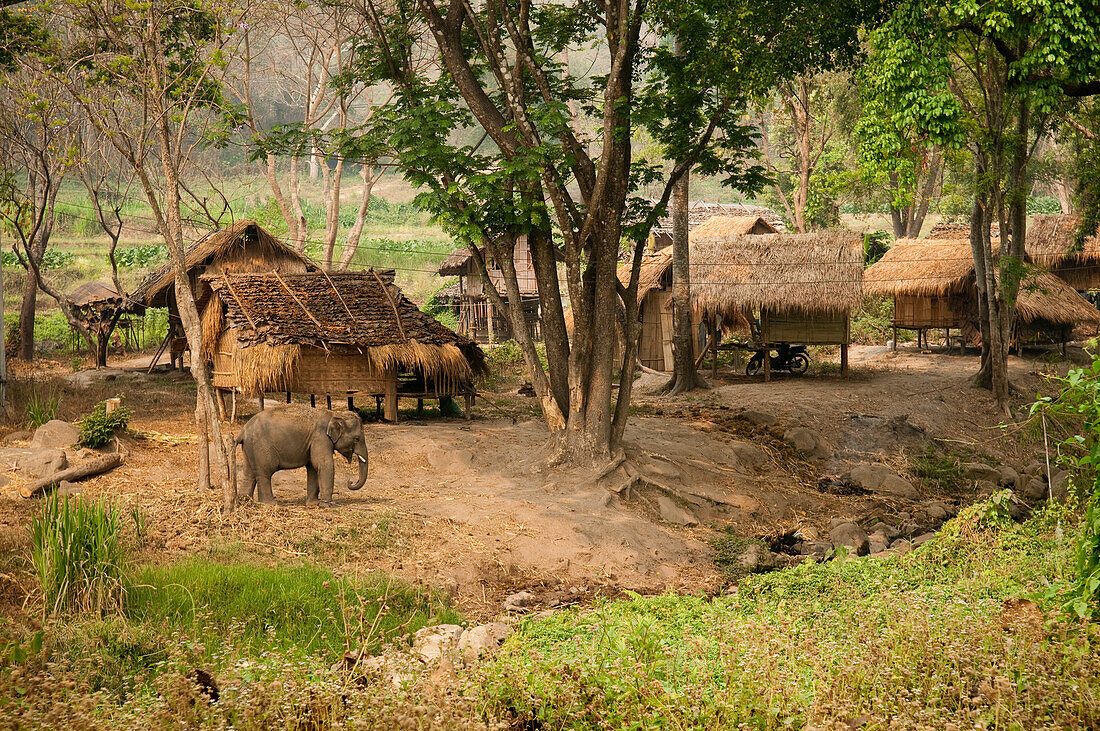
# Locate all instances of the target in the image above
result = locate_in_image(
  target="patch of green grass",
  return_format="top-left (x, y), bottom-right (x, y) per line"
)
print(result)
top-left (127, 560), bottom-right (460, 662)
top-left (912, 443), bottom-right (966, 491)
top-left (710, 528), bottom-right (762, 581)
top-left (480, 498), bottom-right (1096, 729)
top-left (23, 387), bottom-right (60, 429)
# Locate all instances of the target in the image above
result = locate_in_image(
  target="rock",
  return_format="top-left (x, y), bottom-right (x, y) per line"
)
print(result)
top-left (655, 495), bottom-right (699, 527)
top-left (784, 428), bottom-right (829, 459)
top-left (503, 591), bottom-right (536, 612)
top-left (457, 622), bottom-right (513, 663)
top-left (923, 502), bottom-right (949, 521)
top-left (727, 441), bottom-right (768, 471)
top-left (797, 541), bottom-right (832, 558)
top-left (29, 421), bottom-right (80, 450)
top-left (829, 522), bottom-right (869, 556)
top-left (0, 431), bottom-right (31, 445)
top-left (975, 480), bottom-right (998, 498)
top-left (15, 448), bottom-right (68, 479)
top-left (740, 410), bottom-right (778, 427)
top-left (961, 462), bottom-right (1001, 483)
top-left (411, 624), bottom-right (464, 664)
top-left (868, 538), bottom-right (888, 554)
top-left (997, 465), bottom-right (1019, 487)
top-left (1017, 475), bottom-right (1048, 504)
top-left (1049, 471), bottom-right (1071, 503)
top-left (57, 480), bottom-right (80, 496)
top-left (889, 539), bottom-right (911, 555)
top-left (739, 543), bottom-right (782, 573)
top-left (846, 463), bottom-right (892, 491)
top-left (899, 521), bottom-right (922, 538)
top-left (912, 532), bottom-right (937, 547)
top-left (1022, 461), bottom-right (1045, 477)
top-left (877, 475), bottom-right (919, 500)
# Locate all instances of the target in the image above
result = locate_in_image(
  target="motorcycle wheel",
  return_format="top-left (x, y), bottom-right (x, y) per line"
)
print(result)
top-left (788, 353), bottom-right (809, 375)
top-left (746, 353), bottom-right (763, 376)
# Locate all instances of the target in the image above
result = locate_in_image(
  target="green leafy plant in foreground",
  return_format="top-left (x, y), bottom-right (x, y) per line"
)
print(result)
top-left (1032, 355), bottom-right (1100, 618)
top-left (23, 387), bottom-right (60, 429)
top-left (31, 494), bottom-right (130, 617)
top-left (78, 399), bottom-right (132, 448)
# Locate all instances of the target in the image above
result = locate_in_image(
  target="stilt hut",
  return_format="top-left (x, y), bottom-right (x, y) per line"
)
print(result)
top-left (648, 202), bottom-right (785, 251)
top-left (130, 220), bottom-right (317, 366)
top-left (203, 270), bottom-right (486, 421)
top-left (863, 237), bottom-right (1100, 350)
top-left (618, 216), bottom-right (778, 372)
top-left (690, 231), bottom-right (864, 378)
top-left (1025, 214), bottom-right (1100, 291)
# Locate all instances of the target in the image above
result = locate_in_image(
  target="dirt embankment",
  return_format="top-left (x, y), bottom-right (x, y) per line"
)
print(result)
top-left (0, 345), bottom-right (1071, 617)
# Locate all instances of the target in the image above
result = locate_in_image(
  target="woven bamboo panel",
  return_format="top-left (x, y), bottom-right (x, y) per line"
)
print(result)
top-left (763, 309), bottom-right (848, 345)
top-left (894, 295), bottom-right (960, 328)
top-left (290, 349), bottom-right (392, 395)
top-left (212, 330), bottom-right (237, 389)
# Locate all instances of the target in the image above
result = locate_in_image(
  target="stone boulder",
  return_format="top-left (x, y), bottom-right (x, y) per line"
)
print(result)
top-left (1016, 475), bottom-right (1048, 504)
top-left (912, 532), bottom-right (937, 548)
top-left (727, 441), bottom-right (769, 472)
top-left (829, 522), bottom-right (869, 556)
top-left (878, 475), bottom-right (919, 500)
top-left (411, 624), bottom-right (464, 664)
top-left (0, 431), bottom-right (31, 445)
top-left (15, 448), bottom-right (68, 479)
top-left (784, 428), bottom-right (830, 460)
top-left (503, 591), bottom-right (536, 612)
top-left (997, 465), bottom-right (1019, 487)
top-left (961, 462), bottom-right (1001, 483)
top-left (656, 495), bottom-right (699, 527)
top-left (740, 410), bottom-right (778, 427)
top-left (29, 421), bottom-right (80, 450)
top-left (846, 463), bottom-right (918, 500)
top-left (738, 543), bottom-right (784, 573)
top-left (457, 622), bottom-right (513, 663)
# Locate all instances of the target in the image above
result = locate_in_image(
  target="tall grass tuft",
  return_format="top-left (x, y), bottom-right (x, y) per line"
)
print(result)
top-left (30, 494), bottom-right (129, 617)
top-left (24, 388), bottom-right (60, 429)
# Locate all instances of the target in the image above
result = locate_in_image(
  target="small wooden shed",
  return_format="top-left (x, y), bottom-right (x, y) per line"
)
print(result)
top-left (203, 270), bottom-right (486, 421)
top-left (68, 279), bottom-right (140, 366)
top-left (690, 231), bottom-right (864, 377)
top-left (863, 237), bottom-right (1100, 350)
top-left (130, 220), bottom-right (317, 365)
top-left (618, 216), bottom-right (778, 371)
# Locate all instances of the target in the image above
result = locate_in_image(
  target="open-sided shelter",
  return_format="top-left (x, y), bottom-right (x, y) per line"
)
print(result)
top-left (863, 237), bottom-right (1099, 350)
top-left (68, 279), bottom-right (140, 366)
top-left (203, 270), bottom-right (486, 421)
top-left (617, 216), bottom-right (779, 372)
top-left (130, 220), bottom-right (317, 366)
top-left (690, 231), bottom-right (864, 377)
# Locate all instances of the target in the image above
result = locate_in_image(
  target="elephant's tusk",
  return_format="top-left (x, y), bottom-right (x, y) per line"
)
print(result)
top-left (357, 454), bottom-right (368, 463)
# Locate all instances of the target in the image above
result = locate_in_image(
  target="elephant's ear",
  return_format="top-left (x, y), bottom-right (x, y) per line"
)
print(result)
top-left (326, 416), bottom-right (347, 443)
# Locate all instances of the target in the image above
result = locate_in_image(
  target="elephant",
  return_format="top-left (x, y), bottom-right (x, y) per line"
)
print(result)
top-left (231, 405), bottom-right (369, 506)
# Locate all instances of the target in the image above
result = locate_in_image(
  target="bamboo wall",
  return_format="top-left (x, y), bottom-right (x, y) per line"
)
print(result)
top-left (762, 308), bottom-right (849, 345)
top-left (893, 294), bottom-right (961, 328)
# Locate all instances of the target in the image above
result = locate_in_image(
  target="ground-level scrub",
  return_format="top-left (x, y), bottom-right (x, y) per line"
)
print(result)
top-left (479, 498), bottom-right (1099, 729)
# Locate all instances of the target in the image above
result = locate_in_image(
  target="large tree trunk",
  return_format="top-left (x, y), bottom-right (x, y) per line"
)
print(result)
top-left (18, 265), bottom-right (38, 361)
top-left (338, 164), bottom-right (373, 271)
top-left (664, 167), bottom-right (706, 394)
top-left (288, 155), bottom-right (307, 252)
top-left (321, 157), bottom-right (344, 269)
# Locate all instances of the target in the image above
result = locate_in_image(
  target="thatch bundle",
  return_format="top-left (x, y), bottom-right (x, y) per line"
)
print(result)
top-left (690, 231), bottom-right (864, 317)
top-left (617, 249), bottom-right (673, 303)
top-left (1024, 214), bottom-right (1100, 289)
top-left (1015, 270), bottom-right (1100, 325)
top-left (650, 201), bottom-right (785, 236)
top-left (863, 238), bottom-right (978, 297)
top-left (204, 270), bottom-right (486, 396)
top-left (132, 220), bottom-right (316, 307)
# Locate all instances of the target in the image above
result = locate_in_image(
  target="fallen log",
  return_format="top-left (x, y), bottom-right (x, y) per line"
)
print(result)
top-left (20, 453), bottom-right (123, 499)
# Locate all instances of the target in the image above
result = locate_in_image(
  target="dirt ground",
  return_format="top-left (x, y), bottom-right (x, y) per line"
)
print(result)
top-left (0, 344), bottom-right (1078, 618)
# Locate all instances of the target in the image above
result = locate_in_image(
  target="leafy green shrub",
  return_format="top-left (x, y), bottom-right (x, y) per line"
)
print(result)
top-left (912, 443), bottom-right (964, 491)
top-left (1032, 355), bottom-right (1100, 617)
top-left (710, 529), bottom-right (763, 581)
top-left (850, 295), bottom-right (909, 345)
top-left (863, 229), bottom-right (891, 265)
top-left (24, 388), bottom-right (60, 429)
top-left (114, 244), bottom-right (168, 268)
top-left (31, 494), bottom-right (130, 617)
top-left (78, 399), bottom-right (132, 447)
top-left (1, 248), bottom-right (74, 270)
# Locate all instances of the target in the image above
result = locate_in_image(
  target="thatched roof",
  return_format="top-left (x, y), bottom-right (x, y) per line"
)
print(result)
top-left (69, 279), bottom-right (126, 308)
top-left (689, 216), bottom-right (779, 238)
top-left (1024, 216), bottom-right (1100, 289)
top-left (131, 220), bottom-right (316, 306)
top-left (1016, 270), bottom-right (1100, 325)
top-left (863, 238), bottom-right (978, 297)
top-left (616, 248), bottom-right (673, 303)
top-left (652, 202), bottom-right (785, 236)
top-left (205, 270), bottom-right (485, 394)
top-left (691, 231), bottom-right (864, 316)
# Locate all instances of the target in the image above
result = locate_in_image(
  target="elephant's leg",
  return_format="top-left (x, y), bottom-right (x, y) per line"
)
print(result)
top-left (256, 469), bottom-right (277, 506)
top-left (238, 457), bottom-right (257, 500)
top-left (305, 465), bottom-right (319, 506)
top-left (311, 444), bottom-right (336, 506)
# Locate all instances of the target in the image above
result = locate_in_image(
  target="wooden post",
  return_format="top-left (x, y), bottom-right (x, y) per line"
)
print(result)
top-left (348, 396), bottom-right (354, 410)
top-left (376, 396), bottom-right (382, 418)
top-left (215, 390), bottom-right (226, 420)
top-left (384, 372), bottom-right (398, 422)
top-left (259, 392), bottom-right (265, 410)
top-left (310, 394), bottom-right (316, 407)
top-left (465, 390), bottom-right (474, 420)
top-left (326, 394), bottom-right (332, 409)
top-left (710, 319), bottom-right (718, 379)
top-left (763, 346), bottom-right (771, 382)
top-left (841, 343), bottom-right (849, 378)
top-left (417, 398), bottom-right (424, 416)
top-left (230, 389), bottom-right (237, 423)
top-left (286, 392), bottom-right (292, 403)
top-left (892, 324), bottom-right (897, 351)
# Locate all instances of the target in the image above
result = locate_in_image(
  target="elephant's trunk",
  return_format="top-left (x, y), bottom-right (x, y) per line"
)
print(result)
top-left (347, 441), bottom-right (369, 491)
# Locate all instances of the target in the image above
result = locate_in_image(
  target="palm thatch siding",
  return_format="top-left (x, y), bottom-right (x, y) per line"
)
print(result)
top-left (1025, 214), bottom-right (1100, 290)
top-left (204, 270), bottom-right (486, 420)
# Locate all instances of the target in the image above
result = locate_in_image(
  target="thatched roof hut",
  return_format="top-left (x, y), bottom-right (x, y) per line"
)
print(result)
top-left (689, 215), bottom-right (779, 238)
top-left (650, 202), bottom-right (785, 242)
top-left (69, 279), bottom-right (131, 310)
top-left (863, 238), bottom-right (976, 297)
top-left (1015, 270), bottom-right (1100, 327)
top-left (131, 220), bottom-right (316, 309)
top-left (690, 231), bottom-right (864, 318)
top-left (202, 270), bottom-right (484, 420)
top-left (1025, 214), bottom-right (1100, 290)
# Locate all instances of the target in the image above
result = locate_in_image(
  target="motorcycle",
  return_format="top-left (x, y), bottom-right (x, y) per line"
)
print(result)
top-left (745, 343), bottom-right (810, 376)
